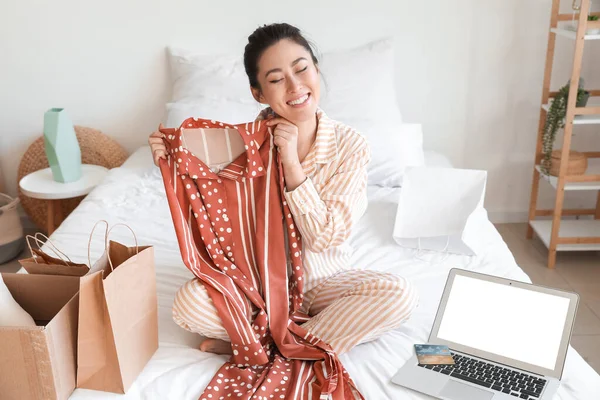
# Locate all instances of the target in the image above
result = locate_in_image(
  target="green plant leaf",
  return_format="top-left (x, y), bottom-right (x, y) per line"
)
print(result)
top-left (541, 83), bottom-right (586, 174)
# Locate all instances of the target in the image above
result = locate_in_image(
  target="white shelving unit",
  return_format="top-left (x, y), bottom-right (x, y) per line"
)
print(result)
top-left (527, 1), bottom-right (600, 268)
top-left (541, 103), bottom-right (600, 125)
top-left (530, 220), bottom-right (600, 251)
top-left (535, 165), bottom-right (600, 191)
top-left (551, 27), bottom-right (600, 40)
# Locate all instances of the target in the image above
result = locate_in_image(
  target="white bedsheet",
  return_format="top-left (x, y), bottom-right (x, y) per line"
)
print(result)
top-left (49, 147), bottom-right (599, 400)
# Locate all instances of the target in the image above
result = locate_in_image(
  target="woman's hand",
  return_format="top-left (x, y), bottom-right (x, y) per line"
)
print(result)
top-left (148, 124), bottom-right (167, 166)
top-left (265, 117), bottom-right (306, 191)
top-left (265, 117), bottom-right (301, 168)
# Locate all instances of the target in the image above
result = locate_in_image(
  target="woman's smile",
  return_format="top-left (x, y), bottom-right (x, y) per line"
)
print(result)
top-left (287, 93), bottom-right (311, 107)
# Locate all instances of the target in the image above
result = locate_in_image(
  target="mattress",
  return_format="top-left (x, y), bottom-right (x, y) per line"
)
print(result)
top-left (46, 147), bottom-right (599, 399)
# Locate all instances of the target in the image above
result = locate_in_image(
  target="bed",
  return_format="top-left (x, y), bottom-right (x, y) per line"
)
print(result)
top-left (40, 146), bottom-right (599, 400)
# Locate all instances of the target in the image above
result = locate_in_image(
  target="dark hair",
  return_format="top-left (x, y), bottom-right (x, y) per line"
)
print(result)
top-left (243, 23), bottom-right (319, 89)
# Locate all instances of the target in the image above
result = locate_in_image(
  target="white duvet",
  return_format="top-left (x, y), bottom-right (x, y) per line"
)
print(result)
top-left (47, 147), bottom-right (599, 400)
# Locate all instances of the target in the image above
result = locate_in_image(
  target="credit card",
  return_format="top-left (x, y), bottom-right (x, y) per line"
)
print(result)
top-left (414, 344), bottom-right (455, 365)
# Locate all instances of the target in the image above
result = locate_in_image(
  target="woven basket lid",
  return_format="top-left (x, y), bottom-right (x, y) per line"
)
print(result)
top-left (550, 150), bottom-right (586, 161)
top-left (18, 126), bottom-right (129, 230)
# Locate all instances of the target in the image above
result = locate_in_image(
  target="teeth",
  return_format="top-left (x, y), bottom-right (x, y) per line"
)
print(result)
top-left (288, 94), bottom-right (309, 105)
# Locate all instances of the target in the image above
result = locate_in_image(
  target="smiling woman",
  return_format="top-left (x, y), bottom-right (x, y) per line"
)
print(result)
top-left (244, 24), bottom-right (321, 124)
top-left (245, 23), bottom-right (323, 188)
top-left (148, 21), bottom-right (418, 400)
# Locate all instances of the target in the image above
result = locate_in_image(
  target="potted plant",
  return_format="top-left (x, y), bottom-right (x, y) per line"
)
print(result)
top-left (588, 15), bottom-right (600, 34)
top-left (541, 81), bottom-right (589, 174)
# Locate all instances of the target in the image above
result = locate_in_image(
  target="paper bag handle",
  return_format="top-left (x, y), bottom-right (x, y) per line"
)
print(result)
top-left (87, 220), bottom-right (139, 272)
top-left (26, 233), bottom-right (73, 266)
top-left (88, 220), bottom-right (109, 269)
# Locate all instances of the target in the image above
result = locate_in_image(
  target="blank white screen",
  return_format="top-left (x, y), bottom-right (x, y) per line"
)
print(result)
top-left (437, 275), bottom-right (570, 370)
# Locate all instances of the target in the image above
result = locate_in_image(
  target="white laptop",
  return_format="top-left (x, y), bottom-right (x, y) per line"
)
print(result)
top-left (392, 268), bottom-right (579, 400)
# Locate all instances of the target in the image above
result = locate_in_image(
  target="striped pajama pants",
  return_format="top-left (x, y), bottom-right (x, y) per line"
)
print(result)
top-left (173, 270), bottom-right (419, 354)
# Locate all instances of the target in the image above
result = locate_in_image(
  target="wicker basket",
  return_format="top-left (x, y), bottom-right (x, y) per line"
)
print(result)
top-left (549, 150), bottom-right (587, 176)
top-left (0, 193), bottom-right (24, 263)
top-left (18, 126), bottom-right (129, 230)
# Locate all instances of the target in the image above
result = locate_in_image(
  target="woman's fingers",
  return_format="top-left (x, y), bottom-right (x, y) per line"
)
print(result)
top-left (152, 149), bottom-right (166, 165)
top-left (272, 124), bottom-right (298, 141)
top-left (273, 136), bottom-right (287, 147)
top-left (274, 124), bottom-right (297, 134)
top-left (265, 117), bottom-right (294, 127)
top-left (148, 127), bottom-right (167, 166)
top-left (273, 130), bottom-right (295, 141)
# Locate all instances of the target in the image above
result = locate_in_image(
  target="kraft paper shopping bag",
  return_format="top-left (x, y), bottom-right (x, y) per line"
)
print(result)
top-left (19, 234), bottom-right (90, 277)
top-left (76, 222), bottom-right (158, 394)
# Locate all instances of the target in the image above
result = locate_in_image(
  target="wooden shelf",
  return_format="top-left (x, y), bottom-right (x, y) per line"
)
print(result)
top-left (541, 103), bottom-right (600, 125)
top-left (551, 28), bottom-right (600, 40)
top-left (528, 0), bottom-right (600, 267)
top-left (530, 220), bottom-right (600, 251)
top-left (536, 165), bottom-right (600, 191)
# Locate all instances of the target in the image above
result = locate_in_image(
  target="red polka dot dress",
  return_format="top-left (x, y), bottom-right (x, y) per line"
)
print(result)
top-left (159, 118), bottom-right (364, 400)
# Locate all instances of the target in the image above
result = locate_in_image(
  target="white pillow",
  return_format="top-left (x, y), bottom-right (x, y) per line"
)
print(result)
top-left (166, 38), bottom-right (410, 186)
top-left (167, 38), bottom-right (401, 121)
top-left (168, 49), bottom-right (254, 104)
top-left (318, 38), bottom-right (402, 126)
top-left (0, 274), bottom-right (36, 327)
top-left (424, 151), bottom-right (453, 168)
top-left (346, 120), bottom-right (425, 187)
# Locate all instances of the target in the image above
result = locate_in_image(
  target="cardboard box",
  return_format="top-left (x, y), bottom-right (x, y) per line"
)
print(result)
top-left (0, 273), bottom-right (80, 400)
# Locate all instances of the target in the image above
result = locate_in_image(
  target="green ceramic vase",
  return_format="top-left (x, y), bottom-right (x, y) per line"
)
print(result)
top-left (43, 108), bottom-right (82, 183)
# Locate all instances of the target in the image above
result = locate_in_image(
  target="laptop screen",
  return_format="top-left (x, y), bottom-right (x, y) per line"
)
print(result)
top-left (436, 274), bottom-right (571, 370)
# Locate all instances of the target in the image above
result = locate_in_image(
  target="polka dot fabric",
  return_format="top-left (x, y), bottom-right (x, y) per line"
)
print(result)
top-left (159, 118), bottom-right (363, 400)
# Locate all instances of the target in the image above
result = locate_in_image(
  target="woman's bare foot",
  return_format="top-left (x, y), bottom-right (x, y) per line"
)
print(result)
top-left (200, 338), bottom-right (233, 355)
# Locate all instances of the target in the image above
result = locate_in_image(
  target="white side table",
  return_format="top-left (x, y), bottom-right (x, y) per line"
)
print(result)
top-left (19, 165), bottom-right (108, 235)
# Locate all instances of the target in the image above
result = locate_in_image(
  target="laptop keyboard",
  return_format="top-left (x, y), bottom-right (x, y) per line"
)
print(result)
top-left (418, 352), bottom-right (547, 399)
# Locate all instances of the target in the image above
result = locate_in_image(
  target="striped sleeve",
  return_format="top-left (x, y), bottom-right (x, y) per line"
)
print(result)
top-left (284, 139), bottom-right (370, 253)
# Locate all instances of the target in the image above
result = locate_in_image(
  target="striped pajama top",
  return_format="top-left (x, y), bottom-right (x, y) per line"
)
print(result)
top-left (258, 108), bottom-right (370, 293)
top-left (158, 111), bottom-right (368, 399)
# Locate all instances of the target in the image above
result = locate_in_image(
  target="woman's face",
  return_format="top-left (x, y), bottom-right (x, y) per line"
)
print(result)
top-left (252, 39), bottom-right (320, 124)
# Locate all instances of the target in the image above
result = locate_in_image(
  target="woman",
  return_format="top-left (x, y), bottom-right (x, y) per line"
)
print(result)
top-left (149, 23), bottom-right (418, 356)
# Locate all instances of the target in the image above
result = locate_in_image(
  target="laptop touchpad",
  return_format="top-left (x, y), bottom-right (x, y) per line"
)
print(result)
top-left (439, 380), bottom-right (494, 400)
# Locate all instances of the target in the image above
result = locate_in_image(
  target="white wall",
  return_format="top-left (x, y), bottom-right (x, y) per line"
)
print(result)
top-left (1, 0), bottom-right (599, 222)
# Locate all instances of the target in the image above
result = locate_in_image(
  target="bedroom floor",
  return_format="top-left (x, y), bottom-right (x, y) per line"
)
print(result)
top-left (1, 223), bottom-right (599, 375)
top-left (496, 223), bottom-right (600, 375)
